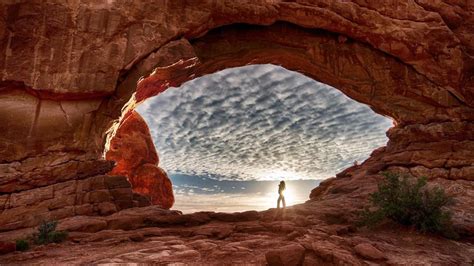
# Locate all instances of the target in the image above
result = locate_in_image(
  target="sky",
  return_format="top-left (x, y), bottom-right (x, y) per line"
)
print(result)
top-left (136, 64), bottom-right (393, 213)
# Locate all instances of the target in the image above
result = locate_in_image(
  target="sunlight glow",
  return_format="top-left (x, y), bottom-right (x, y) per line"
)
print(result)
top-left (261, 184), bottom-right (301, 210)
top-left (281, 185), bottom-right (298, 206)
top-left (173, 189), bottom-right (307, 213)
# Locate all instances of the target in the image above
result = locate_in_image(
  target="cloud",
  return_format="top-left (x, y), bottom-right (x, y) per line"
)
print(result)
top-left (136, 64), bottom-right (393, 181)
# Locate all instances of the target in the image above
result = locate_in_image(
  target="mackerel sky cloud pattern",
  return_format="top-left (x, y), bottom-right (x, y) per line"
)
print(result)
top-left (137, 64), bottom-right (393, 181)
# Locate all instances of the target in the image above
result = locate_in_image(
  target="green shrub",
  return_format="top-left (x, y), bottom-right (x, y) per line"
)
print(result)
top-left (15, 239), bottom-right (29, 251)
top-left (48, 230), bottom-right (68, 243)
top-left (34, 220), bottom-right (68, 245)
top-left (358, 172), bottom-right (458, 238)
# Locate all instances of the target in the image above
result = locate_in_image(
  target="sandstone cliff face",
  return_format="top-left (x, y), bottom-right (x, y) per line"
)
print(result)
top-left (0, 170), bottom-right (151, 232)
top-left (0, 0), bottom-right (473, 236)
top-left (105, 110), bottom-right (174, 209)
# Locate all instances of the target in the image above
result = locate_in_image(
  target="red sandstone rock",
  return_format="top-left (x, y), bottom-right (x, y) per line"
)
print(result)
top-left (0, 0), bottom-right (473, 192)
top-left (0, 2), bottom-right (473, 264)
top-left (310, 240), bottom-right (360, 265)
top-left (133, 164), bottom-right (174, 209)
top-left (0, 241), bottom-right (15, 255)
top-left (354, 243), bottom-right (386, 261)
top-left (0, 202), bottom-right (473, 264)
top-left (58, 216), bottom-right (108, 233)
top-left (265, 243), bottom-right (305, 266)
top-left (0, 175), bottom-right (145, 232)
top-left (106, 110), bottom-right (174, 209)
top-left (106, 110), bottom-right (158, 176)
top-left (309, 177), bottom-right (336, 200)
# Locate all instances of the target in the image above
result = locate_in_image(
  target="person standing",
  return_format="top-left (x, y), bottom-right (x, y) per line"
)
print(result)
top-left (277, 180), bottom-right (286, 209)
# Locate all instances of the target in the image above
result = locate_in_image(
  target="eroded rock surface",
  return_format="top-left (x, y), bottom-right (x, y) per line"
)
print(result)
top-left (105, 110), bottom-right (174, 209)
top-left (0, 0), bottom-right (473, 264)
top-left (0, 0), bottom-right (473, 191)
top-left (0, 173), bottom-right (150, 232)
top-left (0, 202), bottom-right (472, 265)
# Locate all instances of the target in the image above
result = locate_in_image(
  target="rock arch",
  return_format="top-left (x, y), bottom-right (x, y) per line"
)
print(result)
top-left (0, 1), bottom-right (473, 233)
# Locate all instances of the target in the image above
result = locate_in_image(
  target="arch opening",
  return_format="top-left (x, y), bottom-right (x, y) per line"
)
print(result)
top-left (108, 62), bottom-right (393, 212)
top-left (103, 22), bottom-right (471, 212)
top-left (104, 22), bottom-right (452, 209)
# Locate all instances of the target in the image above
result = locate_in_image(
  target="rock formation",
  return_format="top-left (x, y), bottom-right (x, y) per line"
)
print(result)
top-left (0, 170), bottom-right (151, 232)
top-left (105, 110), bottom-right (174, 209)
top-left (0, 0), bottom-right (473, 263)
top-left (1, 1), bottom-right (473, 190)
top-left (0, 205), bottom-right (473, 264)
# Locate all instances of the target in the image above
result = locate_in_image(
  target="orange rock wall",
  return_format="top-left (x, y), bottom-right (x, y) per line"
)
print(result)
top-left (105, 110), bottom-right (174, 209)
top-left (0, 174), bottom-right (151, 232)
top-left (0, 0), bottom-right (473, 227)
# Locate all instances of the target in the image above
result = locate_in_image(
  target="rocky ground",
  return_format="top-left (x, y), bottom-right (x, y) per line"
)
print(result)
top-left (1, 1), bottom-right (474, 264)
top-left (1, 152), bottom-right (473, 265)
top-left (1, 195), bottom-right (473, 265)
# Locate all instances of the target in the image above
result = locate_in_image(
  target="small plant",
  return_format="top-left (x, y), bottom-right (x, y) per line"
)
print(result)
top-left (48, 231), bottom-right (68, 243)
top-left (33, 220), bottom-right (68, 245)
top-left (358, 172), bottom-right (458, 238)
top-left (15, 239), bottom-right (29, 251)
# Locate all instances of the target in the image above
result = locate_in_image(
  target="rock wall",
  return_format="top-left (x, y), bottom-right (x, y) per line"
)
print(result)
top-left (0, 0), bottom-right (473, 229)
top-left (105, 110), bottom-right (174, 209)
top-left (131, 22), bottom-right (474, 183)
top-left (0, 165), bottom-right (150, 232)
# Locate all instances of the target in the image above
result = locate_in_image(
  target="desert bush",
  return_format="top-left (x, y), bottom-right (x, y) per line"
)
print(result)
top-left (358, 172), bottom-right (458, 238)
top-left (15, 239), bottom-right (29, 251)
top-left (33, 220), bottom-right (68, 245)
top-left (48, 230), bottom-right (68, 243)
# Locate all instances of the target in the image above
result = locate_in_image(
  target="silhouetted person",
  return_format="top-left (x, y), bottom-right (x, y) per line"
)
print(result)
top-left (277, 180), bottom-right (286, 209)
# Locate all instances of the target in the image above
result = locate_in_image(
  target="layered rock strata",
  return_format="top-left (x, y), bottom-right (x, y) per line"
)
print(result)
top-left (0, 0), bottom-right (473, 246)
top-left (0, 172), bottom-right (150, 232)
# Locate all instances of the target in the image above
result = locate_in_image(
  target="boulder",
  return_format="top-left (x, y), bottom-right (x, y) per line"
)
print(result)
top-left (311, 241), bottom-right (361, 265)
top-left (132, 164), bottom-right (174, 209)
top-left (354, 243), bottom-right (386, 260)
top-left (265, 243), bottom-right (305, 266)
top-left (58, 216), bottom-right (108, 233)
